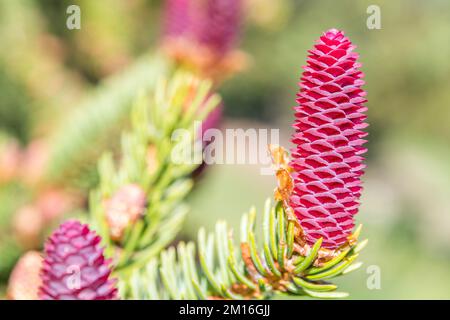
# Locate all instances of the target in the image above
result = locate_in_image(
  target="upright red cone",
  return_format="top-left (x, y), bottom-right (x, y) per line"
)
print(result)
top-left (290, 29), bottom-right (368, 249)
top-left (39, 220), bottom-right (118, 300)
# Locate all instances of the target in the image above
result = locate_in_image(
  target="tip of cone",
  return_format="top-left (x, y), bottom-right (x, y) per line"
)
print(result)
top-left (323, 28), bottom-right (344, 39)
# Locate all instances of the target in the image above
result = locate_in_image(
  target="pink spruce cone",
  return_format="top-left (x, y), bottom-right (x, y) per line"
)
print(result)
top-left (39, 220), bottom-right (118, 300)
top-left (289, 29), bottom-right (368, 249)
top-left (163, 0), bottom-right (242, 54)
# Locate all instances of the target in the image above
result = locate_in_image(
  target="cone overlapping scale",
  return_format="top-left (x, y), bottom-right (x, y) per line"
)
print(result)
top-left (290, 29), bottom-right (368, 249)
top-left (39, 220), bottom-right (117, 300)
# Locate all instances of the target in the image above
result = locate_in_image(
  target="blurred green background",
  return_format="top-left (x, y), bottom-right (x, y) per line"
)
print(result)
top-left (1, 0), bottom-right (450, 299)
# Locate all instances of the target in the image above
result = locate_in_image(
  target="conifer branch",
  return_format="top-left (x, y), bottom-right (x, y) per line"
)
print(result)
top-left (86, 72), bottom-right (220, 275)
top-left (121, 199), bottom-right (367, 300)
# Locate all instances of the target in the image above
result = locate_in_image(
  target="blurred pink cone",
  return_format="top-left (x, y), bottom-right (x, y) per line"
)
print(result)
top-left (12, 206), bottom-right (45, 249)
top-left (7, 251), bottom-right (43, 300)
top-left (162, 0), bottom-right (247, 82)
top-left (20, 140), bottom-right (49, 186)
top-left (0, 139), bottom-right (21, 184)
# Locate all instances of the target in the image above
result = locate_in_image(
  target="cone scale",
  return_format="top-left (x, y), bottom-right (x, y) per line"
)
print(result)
top-left (289, 29), bottom-right (368, 249)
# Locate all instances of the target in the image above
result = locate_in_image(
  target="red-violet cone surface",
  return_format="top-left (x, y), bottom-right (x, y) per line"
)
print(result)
top-left (39, 220), bottom-right (118, 300)
top-left (289, 29), bottom-right (368, 249)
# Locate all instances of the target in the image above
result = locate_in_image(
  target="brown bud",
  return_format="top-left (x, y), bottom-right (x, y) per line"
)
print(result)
top-left (162, 38), bottom-right (248, 84)
top-left (146, 145), bottom-right (158, 175)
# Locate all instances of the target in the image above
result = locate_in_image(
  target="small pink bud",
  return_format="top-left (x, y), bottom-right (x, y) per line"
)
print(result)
top-left (105, 184), bottom-right (147, 241)
top-left (0, 139), bottom-right (21, 183)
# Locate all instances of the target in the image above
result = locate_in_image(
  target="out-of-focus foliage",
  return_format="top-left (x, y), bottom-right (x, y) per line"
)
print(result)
top-left (43, 54), bottom-right (170, 189)
top-left (1, 0), bottom-right (450, 299)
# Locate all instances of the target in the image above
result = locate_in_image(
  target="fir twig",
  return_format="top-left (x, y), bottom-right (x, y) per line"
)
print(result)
top-left (123, 199), bottom-right (367, 300)
top-left (86, 72), bottom-right (220, 278)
